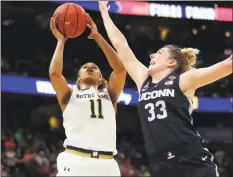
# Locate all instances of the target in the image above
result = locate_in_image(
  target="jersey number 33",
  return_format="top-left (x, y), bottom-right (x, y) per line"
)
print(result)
top-left (144, 100), bottom-right (168, 121)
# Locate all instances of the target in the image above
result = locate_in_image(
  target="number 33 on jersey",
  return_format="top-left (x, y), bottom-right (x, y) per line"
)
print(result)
top-left (145, 100), bottom-right (168, 121)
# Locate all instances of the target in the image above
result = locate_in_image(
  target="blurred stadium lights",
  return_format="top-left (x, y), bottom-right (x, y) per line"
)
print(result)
top-left (225, 31), bottom-right (231, 38)
top-left (201, 25), bottom-right (206, 30)
top-left (224, 48), bottom-right (232, 55)
top-left (192, 28), bottom-right (198, 35)
top-left (125, 24), bottom-right (131, 30)
top-left (214, 4), bottom-right (218, 8)
top-left (2, 19), bottom-right (14, 26)
top-left (159, 27), bottom-right (169, 41)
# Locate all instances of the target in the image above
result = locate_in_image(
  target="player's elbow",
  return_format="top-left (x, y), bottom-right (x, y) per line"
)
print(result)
top-left (49, 67), bottom-right (55, 76)
top-left (114, 62), bottom-right (126, 73)
top-left (117, 68), bottom-right (127, 76)
top-left (49, 70), bottom-right (61, 79)
top-left (112, 39), bottom-right (129, 51)
top-left (49, 64), bottom-right (62, 77)
top-left (113, 68), bottom-right (126, 80)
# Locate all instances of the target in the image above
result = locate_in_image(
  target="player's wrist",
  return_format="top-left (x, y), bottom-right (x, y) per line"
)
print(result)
top-left (57, 39), bottom-right (66, 45)
top-left (100, 11), bottom-right (110, 18)
top-left (92, 32), bottom-right (101, 40)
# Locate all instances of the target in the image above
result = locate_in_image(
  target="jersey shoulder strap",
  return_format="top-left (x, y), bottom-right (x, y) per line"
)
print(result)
top-left (140, 77), bottom-right (151, 92)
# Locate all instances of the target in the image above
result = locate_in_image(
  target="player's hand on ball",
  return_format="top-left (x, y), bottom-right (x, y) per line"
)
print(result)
top-left (86, 14), bottom-right (99, 40)
top-left (99, 1), bottom-right (110, 14)
top-left (50, 17), bottom-right (67, 42)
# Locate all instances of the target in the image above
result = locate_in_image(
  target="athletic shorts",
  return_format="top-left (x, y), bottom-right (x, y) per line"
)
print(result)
top-left (149, 148), bottom-right (219, 177)
top-left (56, 151), bottom-right (120, 176)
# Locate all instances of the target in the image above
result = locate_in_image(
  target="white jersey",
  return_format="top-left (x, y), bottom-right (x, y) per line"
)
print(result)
top-left (63, 86), bottom-right (117, 155)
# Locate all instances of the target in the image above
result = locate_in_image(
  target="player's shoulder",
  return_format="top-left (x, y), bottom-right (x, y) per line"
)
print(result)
top-left (179, 70), bottom-right (197, 88)
top-left (139, 76), bottom-right (151, 91)
top-left (179, 71), bottom-right (197, 98)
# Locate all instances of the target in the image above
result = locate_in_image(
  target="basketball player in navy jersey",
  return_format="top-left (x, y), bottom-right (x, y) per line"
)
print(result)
top-left (49, 14), bottom-right (126, 176)
top-left (99, 1), bottom-right (232, 177)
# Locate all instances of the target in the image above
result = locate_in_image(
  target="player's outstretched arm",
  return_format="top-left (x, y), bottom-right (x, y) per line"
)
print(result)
top-left (99, 1), bottom-right (148, 91)
top-left (49, 17), bottom-right (71, 108)
top-left (180, 55), bottom-right (232, 93)
top-left (86, 14), bottom-right (126, 106)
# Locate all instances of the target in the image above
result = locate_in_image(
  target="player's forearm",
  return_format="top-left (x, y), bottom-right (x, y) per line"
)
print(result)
top-left (223, 55), bottom-right (232, 74)
top-left (187, 55), bottom-right (233, 89)
top-left (49, 40), bottom-right (65, 75)
top-left (101, 12), bottom-right (128, 51)
top-left (94, 33), bottom-right (125, 72)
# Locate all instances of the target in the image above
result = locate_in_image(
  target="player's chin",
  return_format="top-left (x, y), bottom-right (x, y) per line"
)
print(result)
top-left (148, 65), bottom-right (157, 75)
top-left (82, 76), bottom-right (98, 85)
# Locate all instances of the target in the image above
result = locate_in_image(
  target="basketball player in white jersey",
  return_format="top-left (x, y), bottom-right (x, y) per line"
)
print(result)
top-left (49, 14), bottom-right (126, 176)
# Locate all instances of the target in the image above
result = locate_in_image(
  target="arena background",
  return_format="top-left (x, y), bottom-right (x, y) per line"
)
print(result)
top-left (1, 1), bottom-right (233, 177)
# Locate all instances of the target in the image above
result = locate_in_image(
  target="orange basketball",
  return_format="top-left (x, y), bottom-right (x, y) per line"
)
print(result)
top-left (53, 3), bottom-right (87, 38)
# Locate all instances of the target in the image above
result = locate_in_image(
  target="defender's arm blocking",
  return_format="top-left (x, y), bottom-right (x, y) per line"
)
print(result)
top-left (99, 1), bottom-right (148, 91)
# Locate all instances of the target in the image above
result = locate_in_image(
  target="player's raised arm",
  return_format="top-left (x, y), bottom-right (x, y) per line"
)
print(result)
top-left (180, 51), bottom-right (232, 93)
top-left (99, 1), bottom-right (148, 91)
top-left (86, 14), bottom-right (126, 107)
top-left (49, 17), bottom-right (72, 108)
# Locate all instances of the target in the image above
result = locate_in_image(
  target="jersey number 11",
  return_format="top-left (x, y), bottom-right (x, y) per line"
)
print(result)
top-left (90, 99), bottom-right (104, 119)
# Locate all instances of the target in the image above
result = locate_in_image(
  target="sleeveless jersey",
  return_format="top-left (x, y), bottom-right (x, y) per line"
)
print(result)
top-left (63, 86), bottom-right (117, 155)
top-left (137, 72), bottom-right (203, 157)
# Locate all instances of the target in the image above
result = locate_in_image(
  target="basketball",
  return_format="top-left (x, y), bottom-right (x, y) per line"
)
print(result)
top-left (53, 3), bottom-right (87, 38)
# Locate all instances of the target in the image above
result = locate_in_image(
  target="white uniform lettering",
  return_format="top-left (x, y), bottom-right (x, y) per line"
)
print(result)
top-left (151, 91), bottom-right (158, 99)
top-left (158, 90), bottom-right (166, 97)
top-left (139, 89), bottom-right (175, 101)
top-left (167, 89), bottom-right (175, 97)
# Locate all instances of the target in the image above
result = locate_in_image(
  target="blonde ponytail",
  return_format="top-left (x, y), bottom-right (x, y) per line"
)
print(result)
top-left (181, 48), bottom-right (199, 67)
top-left (165, 45), bottom-right (200, 74)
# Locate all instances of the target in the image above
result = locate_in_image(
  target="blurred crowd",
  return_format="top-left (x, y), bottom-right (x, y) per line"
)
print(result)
top-left (1, 123), bottom-right (233, 177)
top-left (1, 103), bottom-right (233, 177)
top-left (1, 126), bottom-right (152, 177)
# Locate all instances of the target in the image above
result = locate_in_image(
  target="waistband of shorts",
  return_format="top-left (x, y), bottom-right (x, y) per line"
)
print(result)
top-left (149, 141), bottom-right (208, 161)
top-left (65, 145), bottom-right (114, 159)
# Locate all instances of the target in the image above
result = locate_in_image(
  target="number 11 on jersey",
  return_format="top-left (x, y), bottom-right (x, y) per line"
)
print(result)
top-left (90, 99), bottom-right (104, 119)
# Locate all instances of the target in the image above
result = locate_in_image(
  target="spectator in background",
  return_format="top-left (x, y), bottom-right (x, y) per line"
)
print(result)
top-left (215, 150), bottom-right (233, 177)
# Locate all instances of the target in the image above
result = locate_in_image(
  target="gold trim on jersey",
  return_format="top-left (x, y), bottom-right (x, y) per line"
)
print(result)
top-left (65, 149), bottom-right (113, 159)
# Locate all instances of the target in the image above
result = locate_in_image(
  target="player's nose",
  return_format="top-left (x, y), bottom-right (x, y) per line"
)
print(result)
top-left (150, 54), bottom-right (156, 59)
top-left (86, 66), bottom-right (94, 72)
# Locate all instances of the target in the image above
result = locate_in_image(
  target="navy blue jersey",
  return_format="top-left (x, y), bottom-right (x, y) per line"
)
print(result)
top-left (137, 72), bottom-right (204, 158)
